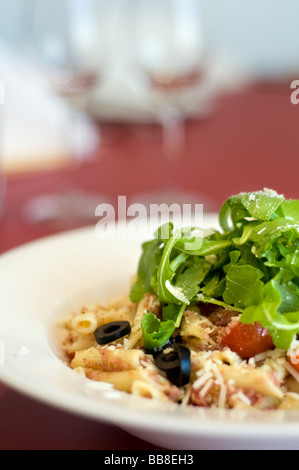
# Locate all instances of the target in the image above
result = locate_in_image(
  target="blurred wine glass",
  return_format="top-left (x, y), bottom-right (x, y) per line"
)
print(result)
top-left (23, 0), bottom-right (110, 228)
top-left (0, 84), bottom-right (6, 221)
top-left (130, 0), bottom-right (208, 206)
top-left (134, 0), bottom-right (205, 157)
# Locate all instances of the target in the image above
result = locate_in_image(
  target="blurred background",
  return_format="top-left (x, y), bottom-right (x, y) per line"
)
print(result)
top-left (0, 0), bottom-right (299, 236)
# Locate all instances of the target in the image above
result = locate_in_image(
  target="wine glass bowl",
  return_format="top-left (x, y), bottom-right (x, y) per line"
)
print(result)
top-left (32, 0), bottom-right (106, 81)
top-left (23, 0), bottom-right (111, 228)
top-left (148, 69), bottom-right (203, 93)
top-left (134, 0), bottom-right (205, 94)
top-left (128, 0), bottom-right (208, 208)
top-left (132, 0), bottom-right (207, 161)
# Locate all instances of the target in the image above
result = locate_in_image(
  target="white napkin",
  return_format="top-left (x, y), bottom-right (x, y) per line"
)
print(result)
top-left (0, 43), bottom-right (75, 173)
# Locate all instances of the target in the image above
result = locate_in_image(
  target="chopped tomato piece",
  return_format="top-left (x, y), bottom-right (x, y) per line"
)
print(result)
top-left (287, 352), bottom-right (299, 373)
top-left (220, 321), bottom-right (274, 359)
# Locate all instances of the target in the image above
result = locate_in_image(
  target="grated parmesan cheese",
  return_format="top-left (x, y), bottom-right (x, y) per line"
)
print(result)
top-left (199, 378), bottom-right (214, 398)
top-left (236, 392), bottom-right (251, 407)
top-left (165, 281), bottom-right (190, 304)
top-left (193, 371), bottom-right (213, 390)
top-left (212, 364), bottom-right (227, 408)
top-left (284, 362), bottom-right (299, 383)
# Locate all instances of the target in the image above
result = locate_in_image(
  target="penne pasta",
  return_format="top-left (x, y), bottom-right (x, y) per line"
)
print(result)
top-left (71, 346), bottom-right (145, 372)
top-left (62, 331), bottom-right (97, 358)
top-left (83, 368), bottom-right (159, 393)
top-left (131, 380), bottom-right (171, 402)
top-left (71, 312), bottom-right (98, 335)
top-left (218, 364), bottom-right (283, 398)
top-left (60, 289), bottom-right (299, 409)
top-left (126, 293), bottom-right (160, 349)
top-left (279, 393), bottom-right (299, 410)
top-left (181, 310), bottom-right (217, 350)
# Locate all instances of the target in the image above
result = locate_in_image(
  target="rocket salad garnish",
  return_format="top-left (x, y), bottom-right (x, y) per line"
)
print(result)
top-left (130, 189), bottom-right (299, 351)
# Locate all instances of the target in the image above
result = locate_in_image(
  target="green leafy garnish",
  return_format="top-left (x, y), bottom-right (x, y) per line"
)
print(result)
top-left (130, 189), bottom-right (299, 350)
top-left (141, 312), bottom-right (176, 350)
top-left (130, 239), bottom-right (164, 303)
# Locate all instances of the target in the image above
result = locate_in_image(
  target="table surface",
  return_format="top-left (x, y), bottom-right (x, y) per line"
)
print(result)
top-left (1, 81), bottom-right (298, 450)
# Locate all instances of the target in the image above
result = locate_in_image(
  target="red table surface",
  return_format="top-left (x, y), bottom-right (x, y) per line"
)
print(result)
top-left (0, 82), bottom-right (298, 450)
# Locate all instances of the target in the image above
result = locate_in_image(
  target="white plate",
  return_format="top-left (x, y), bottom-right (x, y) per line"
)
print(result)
top-left (1, 217), bottom-right (299, 451)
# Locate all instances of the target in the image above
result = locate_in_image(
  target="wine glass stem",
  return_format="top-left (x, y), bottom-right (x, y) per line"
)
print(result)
top-left (68, 103), bottom-right (100, 166)
top-left (161, 111), bottom-right (186, 163)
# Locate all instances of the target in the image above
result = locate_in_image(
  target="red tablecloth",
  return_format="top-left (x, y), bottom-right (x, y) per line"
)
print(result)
top-left (0, 82), bottom-right (298, 450)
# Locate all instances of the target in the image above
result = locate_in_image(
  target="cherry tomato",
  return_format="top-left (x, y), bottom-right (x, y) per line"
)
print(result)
top-left (287, 352), bottom-right (299, 373)
top-left (220, 321), bottom-right (274, 359)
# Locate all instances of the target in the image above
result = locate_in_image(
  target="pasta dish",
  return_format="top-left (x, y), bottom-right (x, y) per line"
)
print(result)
top-left (60, 189), bottom-right (299, 410)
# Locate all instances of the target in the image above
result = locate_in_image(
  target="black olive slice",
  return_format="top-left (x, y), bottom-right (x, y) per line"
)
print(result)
top-left (155, 344), bottom-right (191, 387)
top-left (155, 348), bottom-right (181, 371)
top-left (144, 335), bottom-right (183, 359)
top-left (94, 321), bottom-right (131, 345)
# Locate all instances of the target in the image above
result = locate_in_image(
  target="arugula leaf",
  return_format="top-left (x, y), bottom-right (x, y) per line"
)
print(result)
top-left (155, 222), bottom-right (174, 243)
top-left (131, 189), bottom-right (299, 351)
top-left (223, 264), bottom-right (264, 309)
top-left (219, 189), bottom-right (284, 231)
top-left (249, 218), bottom-right (299, 258)
top-left (141, 312), bottom-right (176, 350)
top-left (162, 303), bottom-right (182, 322)
top-left (275, 199), bottom-right (299, 221)
top-left (197, 294), bottom-right (243, 313)
top-left (240, 280), bottom-right (299, 350)
top-left (130, 239), bottom-right (163, 302)
top-left (200, 272), bottom-right (226, 298)
top-left (272, 270), bottom-right (299, 314)
top-left (163, 303), bottom-right (187, 328)
top-left (235, 189), bottom-right (284, 221)
top-left (174, 258), bottom-right (211, 304)
top-left (157, 232), bottom-right (189, 304)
